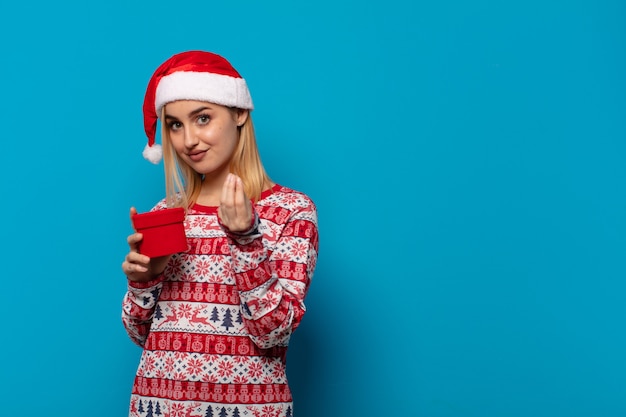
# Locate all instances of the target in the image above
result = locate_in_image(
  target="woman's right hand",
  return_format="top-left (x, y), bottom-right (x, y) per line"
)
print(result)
top-left (121, 207), bottom-right (172, 282)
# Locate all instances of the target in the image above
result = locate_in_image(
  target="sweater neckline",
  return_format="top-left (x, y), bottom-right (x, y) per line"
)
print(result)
top-left (190, 183), bottom-right (281, 214)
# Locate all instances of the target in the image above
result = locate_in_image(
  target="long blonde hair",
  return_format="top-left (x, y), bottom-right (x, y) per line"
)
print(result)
top-left (161, 107), bottom-right (271, 209)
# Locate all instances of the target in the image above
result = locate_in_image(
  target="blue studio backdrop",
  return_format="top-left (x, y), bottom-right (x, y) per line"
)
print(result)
top-left (0, 1), bottom-right (624, 416)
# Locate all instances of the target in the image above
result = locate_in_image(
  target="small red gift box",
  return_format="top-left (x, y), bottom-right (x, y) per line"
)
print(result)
top-left (132, 207), bottom-right (188, 257)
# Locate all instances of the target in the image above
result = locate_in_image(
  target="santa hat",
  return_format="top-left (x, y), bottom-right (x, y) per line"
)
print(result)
top-left (142, 50), bottom-right (254, 163)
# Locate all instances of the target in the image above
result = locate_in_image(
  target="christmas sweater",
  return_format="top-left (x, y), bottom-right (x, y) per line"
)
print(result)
top-left (122, 184), bottom-right (318, 417)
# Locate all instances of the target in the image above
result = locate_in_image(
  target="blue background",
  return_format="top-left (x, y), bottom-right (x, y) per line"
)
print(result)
top-left (0, 1), bottom-right (624, 416)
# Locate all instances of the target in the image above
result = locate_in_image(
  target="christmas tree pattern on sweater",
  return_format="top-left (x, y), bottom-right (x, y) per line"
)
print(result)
top-left (122, 185), bottom-right (318, 417)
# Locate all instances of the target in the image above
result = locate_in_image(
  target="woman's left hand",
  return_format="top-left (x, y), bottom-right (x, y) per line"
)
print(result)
top-left (218, 173), bottom-right (254, 233)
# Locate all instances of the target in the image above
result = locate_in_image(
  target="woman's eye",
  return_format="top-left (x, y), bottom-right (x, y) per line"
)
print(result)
top-left (197, 115), bottom-right (210, 125)
top-left (168, 121), bottom-right (182, 131)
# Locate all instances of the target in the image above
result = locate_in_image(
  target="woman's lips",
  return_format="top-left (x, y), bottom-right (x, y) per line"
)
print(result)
top-left (188, 150), bottom-right (207, 162)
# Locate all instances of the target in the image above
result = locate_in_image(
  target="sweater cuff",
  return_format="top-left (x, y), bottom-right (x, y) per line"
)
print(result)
top-left (127, 273), bottom-right (166, 289)
top-left (221, 211), bottom-right (261, 243)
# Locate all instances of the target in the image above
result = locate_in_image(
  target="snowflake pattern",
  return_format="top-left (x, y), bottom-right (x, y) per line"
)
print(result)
top-left (123, 185), bottom-right (318, 417)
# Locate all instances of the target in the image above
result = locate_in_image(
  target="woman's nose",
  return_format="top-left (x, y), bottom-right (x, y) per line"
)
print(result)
top-left (183, 127), bottom-right (198, 148)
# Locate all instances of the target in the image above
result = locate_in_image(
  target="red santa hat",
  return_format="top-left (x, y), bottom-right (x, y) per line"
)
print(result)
top-left (142, 50), bottom-right (254, 163)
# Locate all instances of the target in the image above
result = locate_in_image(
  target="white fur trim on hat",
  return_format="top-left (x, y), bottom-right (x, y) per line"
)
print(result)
top-left (143, 143), bottom-right (163, 164)
top-left (155, 71), bottom-right (253, 117)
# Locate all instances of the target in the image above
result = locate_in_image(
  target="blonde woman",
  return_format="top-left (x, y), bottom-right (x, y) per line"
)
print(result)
top-left (121, 50), bottom-right (319, 417)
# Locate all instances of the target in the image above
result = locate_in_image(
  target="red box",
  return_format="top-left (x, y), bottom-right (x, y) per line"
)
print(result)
top-left (132, 207), bottom-right (188, 257)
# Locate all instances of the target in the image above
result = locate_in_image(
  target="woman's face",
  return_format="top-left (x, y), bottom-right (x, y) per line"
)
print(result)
top-left (163, 100), bottom-right (247, 177)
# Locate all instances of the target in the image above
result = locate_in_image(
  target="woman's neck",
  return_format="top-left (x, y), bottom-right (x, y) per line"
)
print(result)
top-left (195, 172), bottom-right (229, 207)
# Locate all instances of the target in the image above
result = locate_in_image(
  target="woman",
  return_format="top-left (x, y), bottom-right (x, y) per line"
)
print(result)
top-left (121, 50), bottom-right (319, 417)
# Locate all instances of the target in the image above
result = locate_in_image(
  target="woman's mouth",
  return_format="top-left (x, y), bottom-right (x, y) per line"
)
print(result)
top-left (188, 150), bottom-right (207, 162)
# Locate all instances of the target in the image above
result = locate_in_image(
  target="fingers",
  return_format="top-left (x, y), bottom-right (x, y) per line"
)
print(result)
top-left (122, 257), bottom-right (149, 275)
top-left (127, 232), bottom-right (146, 255)
top-left (219, 173), bottom-right (252, 233)
top-left (122, 246), bottom-right (171, 282)
top-left (122, 249), bottom-right (150, 279)
top-left (234, 175), bottom-right (247, 208)
top-left (123, 207), bottom-right (165, 282)
top-left (122, 232), bottom-right (151, 277)
top-left (220, 173), bottom-right (236, 207)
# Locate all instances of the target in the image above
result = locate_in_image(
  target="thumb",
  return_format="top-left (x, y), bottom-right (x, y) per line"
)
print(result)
top-left (129, 207), bottom-right (138, 230)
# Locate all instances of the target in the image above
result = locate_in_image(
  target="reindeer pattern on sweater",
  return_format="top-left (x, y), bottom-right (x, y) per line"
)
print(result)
top-left (122, 185), bottom-right (318, 417)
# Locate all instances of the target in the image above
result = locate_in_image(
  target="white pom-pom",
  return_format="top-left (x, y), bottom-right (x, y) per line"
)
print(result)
top-left (143, 144), bottom-right (163, 164)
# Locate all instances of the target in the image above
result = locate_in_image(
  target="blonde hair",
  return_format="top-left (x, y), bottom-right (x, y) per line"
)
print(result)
top-left (161, 107), bottom-right (271, 209)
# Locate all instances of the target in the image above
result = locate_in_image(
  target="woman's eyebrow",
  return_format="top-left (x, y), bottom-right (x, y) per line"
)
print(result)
top-left (164, 106), bottom-right (211, 121)
top-left (188, 106), bottom-right (211, 117)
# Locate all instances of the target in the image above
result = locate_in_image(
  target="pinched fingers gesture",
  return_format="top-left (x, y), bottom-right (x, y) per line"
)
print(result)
top-left (218, 173), bottom-right (254, 233)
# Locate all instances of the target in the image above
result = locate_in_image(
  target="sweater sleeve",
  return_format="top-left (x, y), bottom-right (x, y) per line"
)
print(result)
top-left (121, 275), bottom-right (165, 347)
top-left (225, 200), bottom-right (319, 349)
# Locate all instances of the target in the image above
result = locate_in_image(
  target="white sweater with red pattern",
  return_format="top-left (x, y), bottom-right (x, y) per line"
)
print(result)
top-left (122, 184), bottom-right (318, 417)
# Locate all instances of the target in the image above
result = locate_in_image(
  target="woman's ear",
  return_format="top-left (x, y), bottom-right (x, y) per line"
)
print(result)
top-left (236, 109), bottom-right (249, 127)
